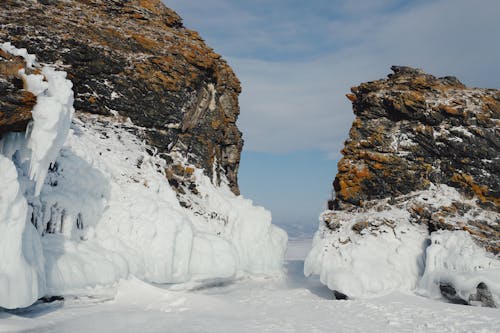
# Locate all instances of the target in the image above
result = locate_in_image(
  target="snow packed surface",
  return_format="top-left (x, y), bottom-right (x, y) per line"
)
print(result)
top-left (0, 44), bottom-right (286, 309)
top-left (1, 240), bottom-right (499, 333)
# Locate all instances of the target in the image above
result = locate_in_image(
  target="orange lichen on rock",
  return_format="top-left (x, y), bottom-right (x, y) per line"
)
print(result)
top-left (439, 104), bottom-right (461, 116)
top-left (0, 50), bottom-right (36, 134)
top-left (336, 160), bottom-right (372, 204)
top-left (451, 172), bottom-right (500, 207)
top-left (131, 33), bottom-right (160, 51)
top-left (346, 93), bottom-right (357, 102)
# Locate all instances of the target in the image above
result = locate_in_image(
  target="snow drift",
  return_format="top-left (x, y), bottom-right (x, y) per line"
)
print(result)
top-left (0, 43), bottom-right (287, 309)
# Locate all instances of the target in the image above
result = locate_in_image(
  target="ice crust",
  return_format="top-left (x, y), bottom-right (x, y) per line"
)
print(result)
top-left (0, 44), bottom-right (286, 309)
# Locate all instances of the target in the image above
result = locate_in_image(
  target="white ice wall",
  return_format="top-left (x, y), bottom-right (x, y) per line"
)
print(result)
top-left (0, 43), bottom-right (287, 309)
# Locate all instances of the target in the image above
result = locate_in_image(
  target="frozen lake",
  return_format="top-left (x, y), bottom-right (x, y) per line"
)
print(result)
top-left (1, 238), bottom-right (499, 333)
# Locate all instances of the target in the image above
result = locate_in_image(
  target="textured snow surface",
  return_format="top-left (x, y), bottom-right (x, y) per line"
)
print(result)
top-left (1, 242), bottom-right (499, 333)
top-left (0, 44), bottom-right (286, 309)
top-left (305, 185), bottom-right (500, 303)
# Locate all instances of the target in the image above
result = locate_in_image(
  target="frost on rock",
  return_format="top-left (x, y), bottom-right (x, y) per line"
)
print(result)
top-left (305, 185), bottom-right (500, 305)
top-left (0, 43), bottom-right (286, 309)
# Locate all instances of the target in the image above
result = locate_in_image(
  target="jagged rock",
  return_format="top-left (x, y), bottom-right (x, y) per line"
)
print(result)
top-left (306, 67), bottom-right (500, 305)
top-left (469, 282), bottom-right (496, 307)
top-left (334, 66), bottom-right (499, 210)
top-left (439, 283), bottom-right (469, 305)
top-left (0, 0), bottom-right (243, 194)
top-left (332, 66), bottom-right (499, 254)
top-left (440, 282), bottom-right (497, 307)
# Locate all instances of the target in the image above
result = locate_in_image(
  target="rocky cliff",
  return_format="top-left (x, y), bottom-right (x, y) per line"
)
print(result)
top-left (332, 66), bottom-right (499, 252)
top-left (0, 1), bottom-right (287, 310)
top-left (0, 0), bottom-right (243, 194)
top-left (306, 67), bottom-right (499, 307)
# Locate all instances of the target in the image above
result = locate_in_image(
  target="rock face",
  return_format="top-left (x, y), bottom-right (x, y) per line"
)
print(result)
top-left (0, 0), bottom-right (243, 194)
top-left (0, 49), bottom-right (36, 135)
top-left (335, 66), bottom-right (499, 209)
top-left (306, 67), bottom-right (499, 307)
top-left (332, 66), bottom-right (499, 253)
top-left (0, 4), bottom-right (288, 309)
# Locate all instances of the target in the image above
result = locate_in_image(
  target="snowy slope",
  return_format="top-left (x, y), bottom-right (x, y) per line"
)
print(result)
top-left (0, 43), bottom-right (286, 309)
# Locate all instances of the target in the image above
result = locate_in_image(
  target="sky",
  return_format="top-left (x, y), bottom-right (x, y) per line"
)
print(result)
top-left (165, 0), bottom-right (500, 234)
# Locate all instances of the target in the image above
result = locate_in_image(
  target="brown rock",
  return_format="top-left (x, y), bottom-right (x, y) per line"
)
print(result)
top-left (0, 0), bottom-right (243, 194)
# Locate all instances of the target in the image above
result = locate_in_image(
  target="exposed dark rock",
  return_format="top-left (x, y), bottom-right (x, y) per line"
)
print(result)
top-left (469, 282), bottom-right (496, 308)
top-left (439, 283), bottom-right (468, 305)
top-left (333, 290), bottom-right (349, 300)
top-left (38, 295), bottom-right (64, 303)
top-left (440, 282), bottom-right (497, 307)
top-left (0, 0), bottom-right (243, 194)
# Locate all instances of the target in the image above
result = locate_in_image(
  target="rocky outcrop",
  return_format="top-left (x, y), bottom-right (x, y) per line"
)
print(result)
top-left (306, 67), bottom-right (499, 307)
top-left (334, 66), bottom-right (499, 209)
top-left (331, 66), bottom-right (499, 253)
top-left (0, 0), bottom-right (243, 194)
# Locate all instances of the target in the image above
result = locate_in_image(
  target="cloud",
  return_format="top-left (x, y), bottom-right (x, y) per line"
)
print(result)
top-left (165, 0), bottom-right (500, 155)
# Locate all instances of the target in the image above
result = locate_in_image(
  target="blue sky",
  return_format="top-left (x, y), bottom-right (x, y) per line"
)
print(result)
top-left (165, 0), bottom-right (500, 234)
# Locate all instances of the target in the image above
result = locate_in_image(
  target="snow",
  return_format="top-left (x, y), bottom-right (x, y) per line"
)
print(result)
top-left (304, 207), bottom-right (428, 298)
top-left (305, 185), bottom-right (500, 304)
top-left (0, 43), bottom-right (286, 309)
top-left (0, 43), bottom-right (73, 308)
top-left (30, 115), bottom-right (285, 295)
top-left (418, 230), bottom-right (500, 305)
top-left (0, 42), bottom-right (36, 68)
top-left (0, 156), bottom-right (44, 309)
top-left (25, 66), bottom-right (74, 195)
top-left (1, 240), bottom-right (499, 333)
top-left (0, 114), bottom-right (287, 305)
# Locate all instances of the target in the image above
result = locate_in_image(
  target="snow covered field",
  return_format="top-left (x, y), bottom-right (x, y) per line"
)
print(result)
top-left (1, 238), bottom-right (499, 333)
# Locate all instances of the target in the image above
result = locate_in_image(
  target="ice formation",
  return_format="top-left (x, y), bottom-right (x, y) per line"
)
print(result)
top-left (305, 185), bottom-right (500, 305)
top-left (418, 230), bottom-right (500, 306)
top-left (0, 42), bottom-right (73, 308)
top-left (0, 44), bottom-right (286, 309)
top-left (304, 199), bottom-right (428, 298)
